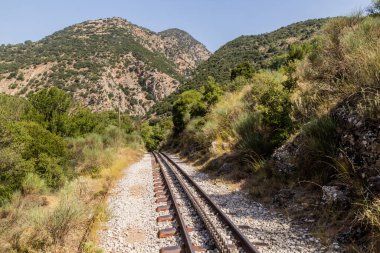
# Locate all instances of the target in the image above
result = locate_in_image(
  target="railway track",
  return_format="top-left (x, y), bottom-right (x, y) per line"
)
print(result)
top-left (152, 151), bottom-right (260, 253)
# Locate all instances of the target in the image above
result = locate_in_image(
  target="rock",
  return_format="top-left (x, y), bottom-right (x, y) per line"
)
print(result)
top-left (368, 175), bottom-right (380, 193)
top-left (219, 162), bottom-right (234, 173)
top-left (272, 189), bottom-right (295, 207)
top-left (270, 134), bottom-right (304, 177)
top-left (322, 185), bottom-right (351, 209)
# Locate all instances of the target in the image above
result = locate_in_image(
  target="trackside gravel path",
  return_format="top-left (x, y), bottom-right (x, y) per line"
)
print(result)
top-left (99, 153), bottom-right (340, 253)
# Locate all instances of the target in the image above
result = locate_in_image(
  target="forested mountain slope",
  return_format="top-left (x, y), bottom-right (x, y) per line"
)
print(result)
top-left (0, 17), bottom-right (211, 115)
top-left (192, 18), bottom-right (328, 84)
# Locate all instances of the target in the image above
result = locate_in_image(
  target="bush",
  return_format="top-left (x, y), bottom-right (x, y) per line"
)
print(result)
top-left (8, 121), bottom-right (68, 160)
top-left (66, 107), bottom-right (98, 137)
top-left (0, 146), bottom-right (35, 203)
top-left (234, 112), bottom-right (273, 155)
top-left (46, 196), bottom-right (85, 244)
top-left (21, 173), bottom-right (47, 195)
top-left (172, 90), bottom-right (206, 133)
top-left (0, 121), bottom-right (68, 201)
top-left (30, 87), bottom-right (72, 135)
top-left (230, 62), bottom-right (255, 80)
top-left (234, 71), bottom-right (293, 156)
top-left (102, 125), bottom-right (127, 148)
top-left (35, 153), bottom-right (66, 189)
top-left (296, 116), bottom-right (339, 182)
top-left (201, 76), bottom-right (223, 106)
top-left (140, 119), bottom-right (173, 151)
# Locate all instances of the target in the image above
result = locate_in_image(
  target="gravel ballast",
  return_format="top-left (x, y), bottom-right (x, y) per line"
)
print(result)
top-left (99, 153), bottom-right (340, 253)
top-left (99, 153), bottom-right (172, 252)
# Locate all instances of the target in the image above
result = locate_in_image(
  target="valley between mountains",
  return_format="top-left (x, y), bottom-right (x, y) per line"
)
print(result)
top-left (0, 4), bottom-right (379, 253)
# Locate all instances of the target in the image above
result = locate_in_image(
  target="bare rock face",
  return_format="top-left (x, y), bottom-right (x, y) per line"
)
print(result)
top-left (332, 94), bottom-right (380, 185)
top-left (0, 17), bottom-right (211, 115)
top-left (271, 135), bottom-right (301, 176)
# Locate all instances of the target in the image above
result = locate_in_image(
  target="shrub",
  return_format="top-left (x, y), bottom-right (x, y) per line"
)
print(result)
top-left (140, 119), bottom-right (172, 151)
top-left (45, 184), bottom-right (86, 244)
top-left (46, 197), bottom-right (85, 245)
top-left (234, 112), bottom-right (273, 155)
top-left (67, 107), bottom-right (98, 137)
top-left (230, 62), bottom-right (255, 81)
top-left (30, 87), bottom-right (72, 135)
top-left (0, 146), bottom-right (35, 203)
top-left (234, 71), bottom-right (293, 156)
top-left (102, 125), bottom-right (127, 148)
top-left (7, 121), bottom-right (68, 159)
top-left (21, 173), bottom-right (47, 195)
top-left (296, 116), bottom-right (339, 182)
top-left (172, 90), bottom-right (206, 133)
top-left (35, 153), bottom-right (66, 189)
top-left (201, 76), bottom-right (223, 106)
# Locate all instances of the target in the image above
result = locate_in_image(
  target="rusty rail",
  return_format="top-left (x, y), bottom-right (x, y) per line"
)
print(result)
top-left (159, 152), bottom-right (260, 253)
top-left (152, 152), bottom-right (196, 253)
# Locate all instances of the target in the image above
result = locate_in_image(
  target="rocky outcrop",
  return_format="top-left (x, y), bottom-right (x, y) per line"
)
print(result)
top-left (332, 93), bottom-right (380, 187)
top-left (271, 92), bottom-right (380, 193)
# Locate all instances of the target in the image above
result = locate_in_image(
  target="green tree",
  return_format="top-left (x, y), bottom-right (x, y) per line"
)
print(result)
top-left (201, 77), bottom-right (223, 106)
top-left (172, 90), bottom-right (206, 133)
top-left (140, 123), bottom-right (157, 151)
top-left (367, 0), bottom-right (380, 15)
top-left (230, 62), bottom-right (255, 81)
top-left (30, 87), bottom-right (72, 135)
top-left (67, 107), bottom-right (98, 137)
top-left (282, 43), bottom-right (311, 90)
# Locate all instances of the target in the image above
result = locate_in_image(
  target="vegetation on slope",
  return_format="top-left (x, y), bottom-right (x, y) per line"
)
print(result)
top-left (191, 18), bottom-right (328, 85)
top-left (162, 9), bottom-right (380, 252)
top-left (148, 18), bottom-right (328, 117)
top-left (0, 87), bottom-right (144, 252)
top-left (0, 18), bottom-right (210, 114)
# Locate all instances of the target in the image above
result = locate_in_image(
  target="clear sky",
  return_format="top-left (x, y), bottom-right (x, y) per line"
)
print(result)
top-left (0, 0), bottom-right (372, 52)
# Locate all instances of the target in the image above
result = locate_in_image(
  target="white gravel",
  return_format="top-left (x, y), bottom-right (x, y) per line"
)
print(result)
top-left (166, 154), bottom-right (341, 253)
top-left (99, 153), bottom-right (176, 253)
top-left (99, 153), bottom-right (341, 253)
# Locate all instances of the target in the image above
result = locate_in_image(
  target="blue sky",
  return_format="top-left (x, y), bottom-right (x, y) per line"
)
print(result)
top-left (0, 0), bottom-right (372, 52)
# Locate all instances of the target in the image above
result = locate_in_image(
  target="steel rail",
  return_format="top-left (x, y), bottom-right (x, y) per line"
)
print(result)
top-left (152, 152), bottom-right (196, 253)
top-left (160, 152), bottom-right (260, 253)
top-left (157, 152), bottom-right (232, 252)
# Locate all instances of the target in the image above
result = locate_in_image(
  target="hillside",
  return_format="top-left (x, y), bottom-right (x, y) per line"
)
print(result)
top-left (148, 18), bottom-right (328, 116)
top-left (0, 17), bottom-right (211, 115)
top-left (161, 14), bottom-right (380, 252)
top-left (191, 18), bottom-right (328, 84)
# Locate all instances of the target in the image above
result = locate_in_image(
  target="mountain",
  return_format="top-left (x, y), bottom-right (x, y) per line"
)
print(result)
top-left (148, 18), bottom-right (329, 116)
top-left (0, 17), bottom-right (211, 115)
top-left (191, 18), bottom-right (329, 84)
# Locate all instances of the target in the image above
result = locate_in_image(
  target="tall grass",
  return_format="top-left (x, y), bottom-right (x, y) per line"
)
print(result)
top-left (0, 182), bottom-right (87, 252)
top-left (69, 126), bottom-right (134, 174)
top-left (177, 86), bottom-right (249, 155)
top-left (361, 198), bottom-right (380, 250)
top-left (294, 16), bottom-right (380, 121)
top-left (21, 173), bottom-right (48, 195)
top-left (46, 183), bottom-right (86, 245)
top-left (295, 116), bottom-right (339, 183)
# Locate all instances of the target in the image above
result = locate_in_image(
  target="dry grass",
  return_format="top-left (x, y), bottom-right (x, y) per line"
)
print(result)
top-left (0, 147), bottom-right (143, 253)
top-left (361, 198), bottom-right (380, 250)
top-left (82, 147), bottom-right (143, 253)
top-left (293, 16), bottom-right (380, 122)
